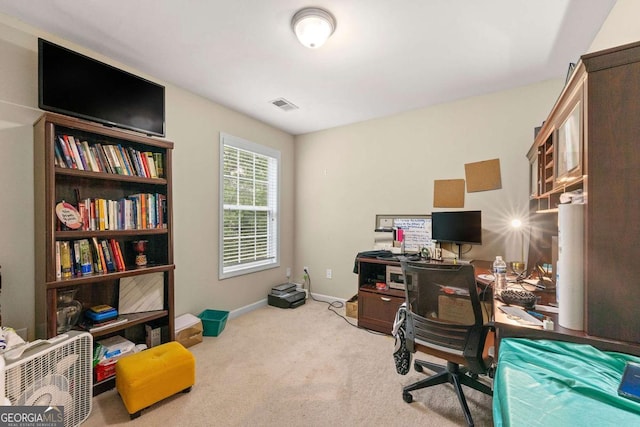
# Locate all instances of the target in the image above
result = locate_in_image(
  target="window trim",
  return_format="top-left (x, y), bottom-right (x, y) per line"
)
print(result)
top-left (219, 133), bottom-right (280, 279)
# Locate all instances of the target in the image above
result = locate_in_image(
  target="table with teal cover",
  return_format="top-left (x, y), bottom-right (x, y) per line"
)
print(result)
top-left (494, 338), bottom-right (640, 426)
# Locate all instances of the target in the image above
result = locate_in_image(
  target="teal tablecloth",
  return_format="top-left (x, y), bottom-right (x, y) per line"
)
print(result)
top-left (494, 338), bottom-right (640, 426)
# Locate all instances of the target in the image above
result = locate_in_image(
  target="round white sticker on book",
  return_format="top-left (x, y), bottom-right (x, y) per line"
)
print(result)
top-left (55, 201), bottom-right (82, 229)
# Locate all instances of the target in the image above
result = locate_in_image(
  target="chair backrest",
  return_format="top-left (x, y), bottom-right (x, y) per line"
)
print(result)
top-left (401, 261), bottom-right (489, 373)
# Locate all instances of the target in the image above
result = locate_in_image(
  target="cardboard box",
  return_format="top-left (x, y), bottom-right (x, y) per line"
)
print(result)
top-left (346, 295), bottom-right (358, 318)
top-left (438, 295), bottom-right (490, 324)
top-left (95, 359), bottom-right (117, 382)
top-left (175, 313), bottom-right (203, 348)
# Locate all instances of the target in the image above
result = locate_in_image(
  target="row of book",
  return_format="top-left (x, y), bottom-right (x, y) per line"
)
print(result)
top-left (56, 238), bottom-right (126, 279)
top-left (54, 133), bottom-right (164, 178)
top-left (58, 193), bottom-right (167, 232)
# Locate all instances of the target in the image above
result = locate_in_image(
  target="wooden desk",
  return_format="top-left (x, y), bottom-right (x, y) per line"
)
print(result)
top-left (355, 256), bottom-right (640, 356)
top-left (356, 256), bottom-right (492, 334)
top-left (485, 270), bottom-right (640, 357)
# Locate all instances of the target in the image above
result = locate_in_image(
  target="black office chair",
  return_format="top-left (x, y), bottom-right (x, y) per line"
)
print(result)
top-left (399, 261), bottom-right (493, 427)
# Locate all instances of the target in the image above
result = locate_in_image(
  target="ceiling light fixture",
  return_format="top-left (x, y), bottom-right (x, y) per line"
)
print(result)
top-left (291, 7), bottom-right (336, 49)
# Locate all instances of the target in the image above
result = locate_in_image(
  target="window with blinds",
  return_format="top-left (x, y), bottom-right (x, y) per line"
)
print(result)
top-left (219, 133), bottom-right (280, 278)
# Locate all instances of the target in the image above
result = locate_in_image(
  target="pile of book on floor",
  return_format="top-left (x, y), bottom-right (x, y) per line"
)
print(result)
top-left (79, 304), bottom-right (128, 332)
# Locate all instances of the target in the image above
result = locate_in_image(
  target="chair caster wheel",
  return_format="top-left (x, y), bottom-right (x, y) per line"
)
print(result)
top-left (403, 392), bottom-right (413, 403)
top-left (414, 363), bottom-right (423, 373)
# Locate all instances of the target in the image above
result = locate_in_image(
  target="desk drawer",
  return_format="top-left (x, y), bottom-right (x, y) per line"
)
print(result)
top-left (357, 289), bottom-right (404, 334)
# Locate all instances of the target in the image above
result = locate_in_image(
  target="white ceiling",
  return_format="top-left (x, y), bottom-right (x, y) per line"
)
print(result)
top-left (0, 0), bottom-right (617, 135)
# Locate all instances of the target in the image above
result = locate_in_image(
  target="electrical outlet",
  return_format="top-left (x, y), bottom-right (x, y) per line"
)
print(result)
top-left (304, 266), bottom-right (309, 274)
top-left (286, 267), bottom-right (291, 278)
top-left (326, 269), bottom-right (332, 279)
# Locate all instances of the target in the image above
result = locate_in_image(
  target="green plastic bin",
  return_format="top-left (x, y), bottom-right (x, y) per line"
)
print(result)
top-left (198, 309), bottom-right (229, 337)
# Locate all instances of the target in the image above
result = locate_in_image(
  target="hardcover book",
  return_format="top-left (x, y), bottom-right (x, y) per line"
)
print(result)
top-left (619, 362), bottom-right (640, 403)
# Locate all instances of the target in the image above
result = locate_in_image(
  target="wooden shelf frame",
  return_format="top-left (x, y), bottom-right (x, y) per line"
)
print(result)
top-left (34, 112), bottom-right (176, 356)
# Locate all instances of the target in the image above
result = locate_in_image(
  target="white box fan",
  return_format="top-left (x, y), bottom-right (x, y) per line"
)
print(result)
top-left (2, 331), bottom-right (92, 427)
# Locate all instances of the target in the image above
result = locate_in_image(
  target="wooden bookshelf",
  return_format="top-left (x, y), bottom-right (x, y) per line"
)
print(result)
top-left (33, 112), bottom-right (175, 392)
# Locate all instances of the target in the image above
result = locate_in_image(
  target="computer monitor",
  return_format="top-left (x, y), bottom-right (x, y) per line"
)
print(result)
top-left (431, 210), bottom-right (482, 245)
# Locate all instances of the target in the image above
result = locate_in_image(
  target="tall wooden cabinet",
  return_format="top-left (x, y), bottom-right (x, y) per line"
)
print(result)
top-left (527, 41), bottom-right (640, 346)
top-left (582, 43), bottom-right (640, 344)
top-left (33, 112), bottom-right (175, 386)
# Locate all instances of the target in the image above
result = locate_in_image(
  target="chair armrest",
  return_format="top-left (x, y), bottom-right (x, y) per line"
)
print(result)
top-left (463, 324), bottom-right (494, 374)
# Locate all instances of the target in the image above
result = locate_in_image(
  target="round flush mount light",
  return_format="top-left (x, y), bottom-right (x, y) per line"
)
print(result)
top-left (291, 7), bottom-right (336, 49)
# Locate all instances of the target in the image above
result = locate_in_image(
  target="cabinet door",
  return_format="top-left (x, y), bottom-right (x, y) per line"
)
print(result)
top-left (358, 289), bottom-right (404, 334)
top-left (555, 99), bottom-right (583, 184)
top-left (552, 73), bottom-right (585, 189)
top-left (585, 58), bottom-right (640, 343)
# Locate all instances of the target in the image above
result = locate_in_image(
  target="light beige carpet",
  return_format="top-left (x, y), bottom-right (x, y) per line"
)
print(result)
top-left (84, 300), bottom-right (493, 426)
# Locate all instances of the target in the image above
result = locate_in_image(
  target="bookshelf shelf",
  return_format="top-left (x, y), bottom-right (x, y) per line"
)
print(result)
top-left (55, 228), bottom-right (169, 240)
top-left (45, 264), bottom-right (175, 288)
top-left (34, 112), bottom-right (175, 395)
top-left (86, 310), bottom-right (168, 338)
top-left (55, 167), bottom-right (168, 185)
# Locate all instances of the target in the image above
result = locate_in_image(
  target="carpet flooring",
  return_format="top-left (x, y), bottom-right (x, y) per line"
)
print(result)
top-left (84, 299), bottom-right (493, 426)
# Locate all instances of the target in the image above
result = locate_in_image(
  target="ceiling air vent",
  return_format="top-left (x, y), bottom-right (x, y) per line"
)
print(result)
top-left (270, 97), bottom-right (298, 112)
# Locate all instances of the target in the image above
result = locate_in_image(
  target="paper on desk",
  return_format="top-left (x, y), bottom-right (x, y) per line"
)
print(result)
top-left (535, 304), bottom-right (559, 313)
top-left (499, 305), bottom-right (543, 326)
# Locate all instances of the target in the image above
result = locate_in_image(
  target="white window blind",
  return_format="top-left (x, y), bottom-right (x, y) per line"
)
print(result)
top-left (219, 133), bottom-right (280, 278)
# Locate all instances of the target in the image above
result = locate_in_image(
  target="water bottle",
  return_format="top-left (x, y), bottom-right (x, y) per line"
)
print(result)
top-left (493, 256), bottom-right (507, 294)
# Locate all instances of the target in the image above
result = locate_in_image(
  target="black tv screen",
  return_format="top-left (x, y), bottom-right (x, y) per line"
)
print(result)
top-left (38, 38), bottom-right (165, 137)
top-left (431, 210), bottom-right (482, 245)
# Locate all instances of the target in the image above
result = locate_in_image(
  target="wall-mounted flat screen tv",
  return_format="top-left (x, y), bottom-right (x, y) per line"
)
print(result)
top-left (38, 38), bottom-right (165, 137)
top-left (431, 210), bottom-right (482, 245)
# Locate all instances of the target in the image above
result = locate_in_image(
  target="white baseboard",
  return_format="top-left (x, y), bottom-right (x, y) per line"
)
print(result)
top-left (226, 292), bottom-right (349, 320)
top-left (307, 292), bottom-right (346, 304)
top-left (229, 298), bottom-right (268, 319)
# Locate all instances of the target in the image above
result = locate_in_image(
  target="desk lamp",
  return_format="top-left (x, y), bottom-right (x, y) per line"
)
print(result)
top-left (510, 219), bottom-right (525, 276)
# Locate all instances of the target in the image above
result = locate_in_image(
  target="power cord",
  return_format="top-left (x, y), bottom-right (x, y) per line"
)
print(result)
top-left (303, 268), bottom-right (385, 335)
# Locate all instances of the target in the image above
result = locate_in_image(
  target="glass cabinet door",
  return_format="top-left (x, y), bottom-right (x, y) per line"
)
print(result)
top-left (529, 150), bottom-right (539, 198)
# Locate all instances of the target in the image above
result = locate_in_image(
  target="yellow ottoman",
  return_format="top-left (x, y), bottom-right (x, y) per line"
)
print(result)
top-left (116, 341), bottom-right (195, 419)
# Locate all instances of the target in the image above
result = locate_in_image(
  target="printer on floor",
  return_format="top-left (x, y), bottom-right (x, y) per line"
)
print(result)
top-left (267, 282), bottom-right (306, 309)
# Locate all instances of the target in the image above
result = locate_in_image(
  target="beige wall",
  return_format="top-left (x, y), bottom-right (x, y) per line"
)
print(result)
top-left (588, 0), bottom-right (640, 53)
top-left (293, 80), bottom-right (563, 299)
top-left (0, 15), bottom-right (295, 339)
top-left (166, 86), bottom-right (296, 316)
